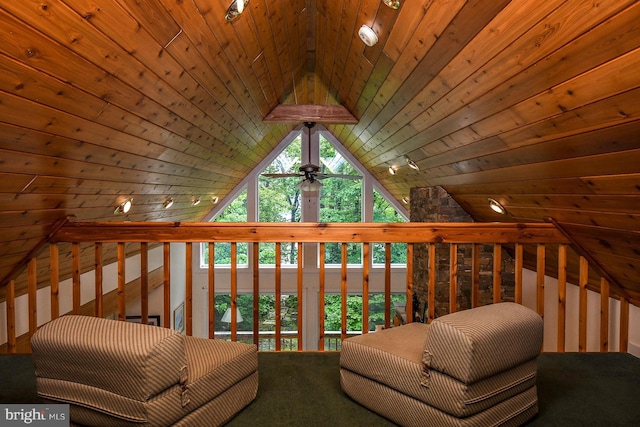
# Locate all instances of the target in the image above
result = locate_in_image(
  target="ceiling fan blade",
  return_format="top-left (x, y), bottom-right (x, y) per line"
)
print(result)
top-left (262, 173), bottom-right (303, 178)
top-left (316, 173), bottom-right (363, 180)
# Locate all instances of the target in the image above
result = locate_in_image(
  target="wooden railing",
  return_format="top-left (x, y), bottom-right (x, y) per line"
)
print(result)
top-left (0, 221), bottom-right (632, 354)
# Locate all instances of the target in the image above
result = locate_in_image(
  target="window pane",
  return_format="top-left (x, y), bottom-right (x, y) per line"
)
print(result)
top-left (319, 134), bottom-right (362, 263)
top-left (258, 136), bottom-right (302, 265)
top-left (372, 189), bottom-right (407, 264)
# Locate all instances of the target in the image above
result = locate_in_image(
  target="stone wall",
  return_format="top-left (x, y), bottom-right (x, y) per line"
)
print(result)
top-left (410, 187), bottom-right (515, 321)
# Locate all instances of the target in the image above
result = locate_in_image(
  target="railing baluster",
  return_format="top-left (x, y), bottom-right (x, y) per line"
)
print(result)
top-left (94, 243), bottom-right (102, 318)
top-left (406, 243), bottom-right (414, 323)
top-left (72, 242), bottom-right (81, 314)
top-left (515, 244), bottom-right (523, 304)
top-left (28, 259), bottom-right (37, 340)
top-left (274, 242), bottom-right (281, 350)
top-left (117, 243), bottom-right (126, 320)
top-left (252, 243), bottom-right (259, 346)
top-left (6, 280), bottom-right (16, 354)
top-left (471, 243), bottom-right (480, 308)
top-left (50, 243), bottom-right (60, 320)
top-left (493, 244), bottom-right (502, 304)
top-left (341, 243), bottom-right (347, 341)
top-left (600, 277), bottom-right (609, 352)
top-left (449, 244), bottom-right (457, 313)
top-left (384, 243), bottom-right (391, 329)
top-left (319, 242), bottom-right (325, 350)
top-left (209, 243), bottom-right (216, 339)
top-left (536, 244), bottom-right (545, 318)
top-left (141, 242), bottom-right (148, 325)
top-left (163, 242), bottom-right (171, 329)
top-left (620, 297), bottom-right (629, 353)
top-left (579, 256), bottom-right (588, 352)
top-left (297, 242), bottom-right (303, 351)
top-left (185, 242), bottom-right (193, 336)
top-left (362, 243), bottom-right (369, 334)
top-left (231, 242), bottom-right (238, 342)
top-left (557, 244), bottom-right (567, 353)
top-left (428, 243), bottom-right (435, 323)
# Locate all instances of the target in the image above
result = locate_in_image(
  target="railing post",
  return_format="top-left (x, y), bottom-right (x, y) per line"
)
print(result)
top-left (449, 244), bottom-right (457, 313)
top-left (600, 277), bottom-right (609, 352)
top-left (557, 244), bottom-right (567, 352)
top-left (94, 243), bottom-right (103, 318)
top-left (50, 243), bottom-right (60, 320)
top-left (209, 243), bottom-right (216, 339)
top-left (579, 256), bottom-right (588, 352)
top-left (493, 244), bottom-right (502, 304)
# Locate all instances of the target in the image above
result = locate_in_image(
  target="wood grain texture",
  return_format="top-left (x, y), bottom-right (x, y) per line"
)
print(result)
top-left (0, 1), bottom-right (638, 313)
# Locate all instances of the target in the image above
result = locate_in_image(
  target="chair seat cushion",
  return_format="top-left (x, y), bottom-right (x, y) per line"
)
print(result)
top-left (340, 323), bottom-right (537, 417)
top-left (423, 303), bottom-right (543, 384)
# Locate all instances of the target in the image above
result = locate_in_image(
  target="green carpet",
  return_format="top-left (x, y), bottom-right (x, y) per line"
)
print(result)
top-left (1, 352), bottom-right (639, 426)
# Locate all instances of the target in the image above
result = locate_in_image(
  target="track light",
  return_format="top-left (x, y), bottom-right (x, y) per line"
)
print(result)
top-left (358, 25), bottom-right (378, 47)
top-left (163, 198), bottom-right (174, 209)
top-left (212, 196), bottom-right (219, 205)
top-left (406, 158), bottom-right (420, 171)
top-left (488, 198), bottom-right (507, 215)
top-left (191, 196), bottom-right (201, 206)
top-left (388, 165), bottom-right (397, 175)
top-left (225, 0), bottom-right (248, 21)
top-left (402, 197), bottom-right (410, 205)
top-left (114, 198), bottom-right (133, 214)
top-left (383, 0), bottom-right (401, 9)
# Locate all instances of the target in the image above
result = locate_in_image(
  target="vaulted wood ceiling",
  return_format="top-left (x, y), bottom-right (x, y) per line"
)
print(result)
top-left (1, 1), bottom-right (639, 304)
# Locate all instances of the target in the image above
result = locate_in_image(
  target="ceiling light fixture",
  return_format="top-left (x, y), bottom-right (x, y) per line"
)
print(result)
top-left (488, 198), bottom-right (507, 215)
top-left (297, 179), bottom-right (323, 192)
top-left (163, 197), bottom-right (174, 209)
top-left (225, 0), bottom-right (248, 22)
top-left (114, 198), bottom-right (133, 215)
top-left (388, 165), bottom-right (397, 175)
top-left (406, 158), bottom-right (420, 171)
top-left (402, 196), bottom-right (410, 205)
top-left (383, 0), bottom-right (401, 9)
top-left (191, 196), bottom-right (201, 206)
top-left (358, 25), bottom-right (378, 47)
top-left (212, 196), bottom-right (219, 205)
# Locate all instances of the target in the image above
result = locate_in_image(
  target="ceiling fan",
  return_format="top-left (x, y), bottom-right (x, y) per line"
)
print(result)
top-left (262, 122), bottom-right (362, 191)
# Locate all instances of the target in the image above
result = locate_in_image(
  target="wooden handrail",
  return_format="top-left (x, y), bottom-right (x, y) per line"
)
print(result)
top-left (51, 222), bottom-right (567, 243)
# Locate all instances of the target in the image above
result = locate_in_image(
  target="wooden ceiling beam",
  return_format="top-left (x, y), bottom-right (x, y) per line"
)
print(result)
top-left (263, 104), bottom-right (358, 124)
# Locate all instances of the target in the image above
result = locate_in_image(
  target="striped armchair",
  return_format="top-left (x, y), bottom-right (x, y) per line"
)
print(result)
top-left (31, 315), bottom-right (258, 426)
top-left (340, 303), bottom-right (543, 427)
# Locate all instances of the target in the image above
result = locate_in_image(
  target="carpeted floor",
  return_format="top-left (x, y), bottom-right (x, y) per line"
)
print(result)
top-left (1, 352), bottom-right (639, 426)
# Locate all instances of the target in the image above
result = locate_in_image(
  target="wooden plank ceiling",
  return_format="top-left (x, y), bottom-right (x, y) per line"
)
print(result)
top-left (0, 0), bottom-right (639, 304)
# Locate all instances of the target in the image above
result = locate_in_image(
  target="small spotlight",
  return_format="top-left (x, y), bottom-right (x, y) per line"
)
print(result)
top-left (383, 0), bottom-right (401, 9)
top-left (406, 158), bottom-right (420, 171)
top-left (402, 197), bottom-right (410, 205)
top-left (191, 196), bottom-right (201, 206)
top-left (114, 198), bottom-right (133, 214)
top-left (163, 198), bottom-right (174, 209)
top-left (225, 0), bottom-right (248, 21)
top-left (358, 25), bottom-right (378, 47)
top-left (388, 165), bottom-right (397, 175)
top-left (211, 196), bottom-right (219, 205)
top-left (488, 198), bottom-right (507, 215)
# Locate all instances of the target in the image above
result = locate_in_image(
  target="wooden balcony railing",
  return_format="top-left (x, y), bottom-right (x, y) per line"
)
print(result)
top-left (0, 221), bottom-right (632, 354)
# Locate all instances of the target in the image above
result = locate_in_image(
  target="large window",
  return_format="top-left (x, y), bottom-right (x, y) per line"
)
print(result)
top-left (200, 127), bottom-right (407, 267)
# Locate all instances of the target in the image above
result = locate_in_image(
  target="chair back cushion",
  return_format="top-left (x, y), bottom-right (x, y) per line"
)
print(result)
top-left (31, 315), bottom-right (187, 401)
top-left (423, 303), bottom-right (543, 384)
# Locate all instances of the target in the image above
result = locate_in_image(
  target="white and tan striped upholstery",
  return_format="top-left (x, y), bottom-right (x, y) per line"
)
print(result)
top-left (31, 315), bottom-right (258, 426)
top-left (340, 302), bottom-right (543, 426)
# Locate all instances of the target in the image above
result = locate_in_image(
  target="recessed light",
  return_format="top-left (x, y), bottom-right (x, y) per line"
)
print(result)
top-left (114, 198), bottom-right (133, 214)
top-left (406, 158), bottom-right (420, 171)
top-left (488, 198), bottom-right (507, 215)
